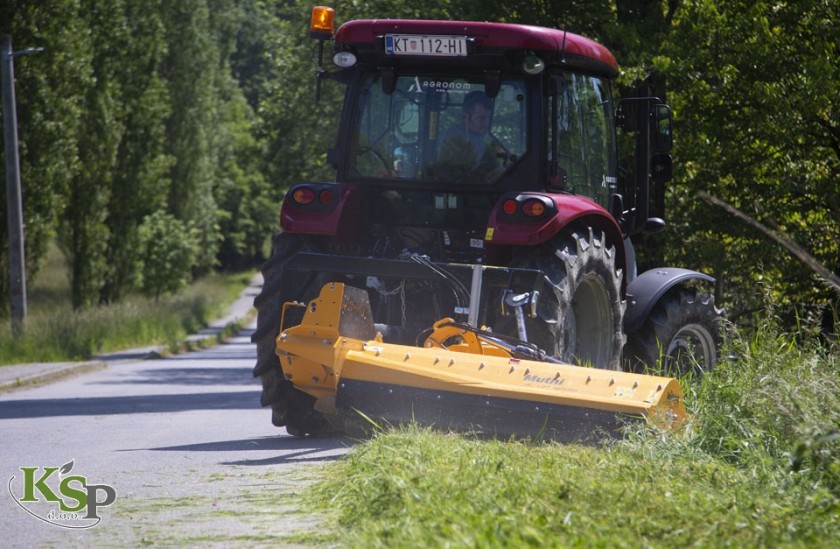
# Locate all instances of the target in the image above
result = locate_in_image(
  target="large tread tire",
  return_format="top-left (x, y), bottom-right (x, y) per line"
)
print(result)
top-left (251, 233), bottom-right (334, 437)
top-left (504, 228), bottom-right (625, 370)
top-left (624, 286), bottom-right (723, 376)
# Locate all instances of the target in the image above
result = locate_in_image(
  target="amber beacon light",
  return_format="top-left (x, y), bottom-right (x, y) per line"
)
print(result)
top-left (310, 6), bottom-right (335, 38)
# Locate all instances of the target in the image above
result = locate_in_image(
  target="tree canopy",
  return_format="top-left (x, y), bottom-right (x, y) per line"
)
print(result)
top-left (1, 0), bottom-right (838, 332)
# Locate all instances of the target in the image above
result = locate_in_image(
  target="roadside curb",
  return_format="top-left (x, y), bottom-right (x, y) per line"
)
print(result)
top-left (0, 273), bottom-right (261, 393)
top-left (0, 361), bottom-right (107, 392)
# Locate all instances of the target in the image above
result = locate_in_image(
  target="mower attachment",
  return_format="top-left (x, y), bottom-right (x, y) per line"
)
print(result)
top-left (275, 282), bottom-right (686, 441)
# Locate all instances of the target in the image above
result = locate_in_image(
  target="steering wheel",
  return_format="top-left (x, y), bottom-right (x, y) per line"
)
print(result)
top-left (490, 135), bottom-right (515, 167)
top-left (357, 146), bottom-right (391, 176)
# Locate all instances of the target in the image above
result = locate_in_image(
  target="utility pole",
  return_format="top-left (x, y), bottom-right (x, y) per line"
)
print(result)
top-left (1, 35), bottom-right (42, 338)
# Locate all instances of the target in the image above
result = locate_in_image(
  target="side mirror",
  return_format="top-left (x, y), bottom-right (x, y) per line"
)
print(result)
top-left (642, 217), bottom-right (666, 234)
top-left (652, 104), bottom-right (673, 153)
top-left (651, 153), bottom-right (672, 184)
top-left (608, 193), bottom-right (625, 222)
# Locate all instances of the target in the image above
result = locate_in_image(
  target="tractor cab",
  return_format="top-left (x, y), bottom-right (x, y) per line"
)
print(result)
top-left (320, 14), bottom-right (621, 206)
top-left (290, 8), bottom-right (673, 263)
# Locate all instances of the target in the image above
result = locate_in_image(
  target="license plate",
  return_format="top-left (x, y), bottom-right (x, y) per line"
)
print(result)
top-left (385, 34), bottom-right (468, 57)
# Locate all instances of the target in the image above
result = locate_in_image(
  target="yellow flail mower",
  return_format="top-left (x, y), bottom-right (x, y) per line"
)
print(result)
top-left (274, 282), bottom-right (686, 441)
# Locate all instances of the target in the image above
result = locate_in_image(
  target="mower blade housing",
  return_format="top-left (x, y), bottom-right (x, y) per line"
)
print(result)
top-left (276, 283), bottom-right (686, 440)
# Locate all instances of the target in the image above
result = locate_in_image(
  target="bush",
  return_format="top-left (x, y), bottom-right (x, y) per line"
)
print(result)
top-left (138, 211), bottom-right (200, 298)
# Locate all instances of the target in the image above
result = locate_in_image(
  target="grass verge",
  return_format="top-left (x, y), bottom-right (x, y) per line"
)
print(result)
top-left (0, 270), bottom-right (255, 366)
top-left (304, 320), bottom-right (839, 547)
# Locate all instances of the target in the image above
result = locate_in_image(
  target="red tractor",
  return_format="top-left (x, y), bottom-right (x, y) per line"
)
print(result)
top-left (252, 7), bottom-right (723, 436)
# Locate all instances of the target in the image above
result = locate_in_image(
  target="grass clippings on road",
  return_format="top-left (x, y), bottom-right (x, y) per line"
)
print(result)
top-left (89, 469), bottom-right (326, 548)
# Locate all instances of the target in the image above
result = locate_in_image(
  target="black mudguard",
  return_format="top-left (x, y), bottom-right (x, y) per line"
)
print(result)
top-left (624, 268), bottom-right (715, 334)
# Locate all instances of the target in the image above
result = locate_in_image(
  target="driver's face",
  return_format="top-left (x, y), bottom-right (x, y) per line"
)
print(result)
top-left (464, 104), bottom-right (491, 136)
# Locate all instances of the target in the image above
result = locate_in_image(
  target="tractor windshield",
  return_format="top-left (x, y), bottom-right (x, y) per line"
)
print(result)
top-left (348, 73), bottom-right (527, 185)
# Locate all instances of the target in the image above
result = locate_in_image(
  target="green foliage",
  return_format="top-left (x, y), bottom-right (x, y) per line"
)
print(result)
top-left (212, 26), bottom-right (275, 268)
top-left (1, 0), bottom-right (271, 314)
top-left (655, 0), bottom-right (840, 325)
top-left (137, 211), bottom-right (200, 298)
top-left (102, 0), bottom-right (173, 303)
top-left (59, 0), bottom-right (126, 310)
top-left (252, 1), bottom-right (341, 187)
top-left (332, 0), bottom-right (455, 20)
top-left (213, 93), bottom-right (276, 268)
top-left (160, 0), bottom-right (221, 274)
top-left (0, 0), bottom-right (91, 315)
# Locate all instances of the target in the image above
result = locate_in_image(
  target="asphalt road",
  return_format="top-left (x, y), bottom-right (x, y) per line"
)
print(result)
top-left (0, 324), bottom-right (354, 547)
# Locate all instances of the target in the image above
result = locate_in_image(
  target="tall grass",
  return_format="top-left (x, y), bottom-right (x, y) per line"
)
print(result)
top-left (685, 320), bottom-right (839, 493)
top-left (0, 243), bottom-right (254, 365)
top-left (303, 318), bottom-right (839, 547)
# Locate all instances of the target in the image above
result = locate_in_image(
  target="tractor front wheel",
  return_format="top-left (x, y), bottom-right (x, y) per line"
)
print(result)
top-left (251, 232), bottom-right (334, 437)
top-left (506, 228), bottom-right (625, 370)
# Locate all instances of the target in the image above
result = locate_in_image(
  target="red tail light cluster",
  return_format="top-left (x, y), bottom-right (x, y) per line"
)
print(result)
top-left (288, 184), bottom-right (337, 210)
top-left (499, 194), bottom-right (554, 221)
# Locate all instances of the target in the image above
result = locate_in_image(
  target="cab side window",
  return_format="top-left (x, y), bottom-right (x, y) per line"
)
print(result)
top-left (549, 74), bottom-right (616, 206)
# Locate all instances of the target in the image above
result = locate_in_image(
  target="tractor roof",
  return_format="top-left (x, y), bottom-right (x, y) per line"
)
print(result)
top-left (334, 19), bottom-right (619, 78)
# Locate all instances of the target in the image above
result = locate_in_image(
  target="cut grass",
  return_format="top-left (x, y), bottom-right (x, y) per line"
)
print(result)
top-left (0, 242), bottom-right (255, 365)
top-left (307, 429), bottom-right (834, 548)
top-left (304, 321), bottom-right (839, 548)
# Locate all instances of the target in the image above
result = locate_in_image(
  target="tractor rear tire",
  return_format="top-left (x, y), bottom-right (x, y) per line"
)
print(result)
top-left (624, 286), bottom-right (722, 376)
top-left (251, 232), bottom-right (334, 437)
top-left (507, 228), bottom-right (624, 369)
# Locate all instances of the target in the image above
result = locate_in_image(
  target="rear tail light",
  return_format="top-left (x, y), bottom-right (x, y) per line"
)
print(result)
top-left (522, 199), bottom-right (546, 217)
top-left (292, 188), bottom-right (315, 205)
top-left (319, 189), bottom-right (334, 205)
top-left (498, 194), bottom-right (554, 221)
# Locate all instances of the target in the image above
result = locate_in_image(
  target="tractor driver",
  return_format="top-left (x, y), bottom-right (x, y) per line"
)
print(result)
top-left (436, 91), bottom-right (500, 181)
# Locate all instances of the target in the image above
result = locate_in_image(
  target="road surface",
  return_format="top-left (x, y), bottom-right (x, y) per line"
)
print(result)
top-left (0, 325), bottom-right (353, 547)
